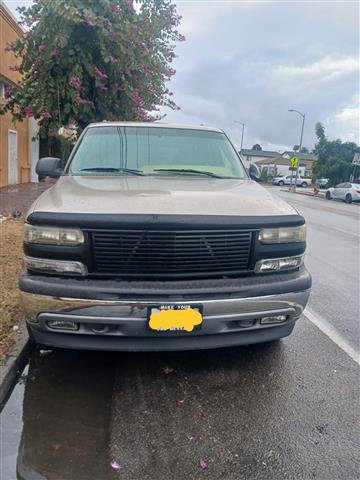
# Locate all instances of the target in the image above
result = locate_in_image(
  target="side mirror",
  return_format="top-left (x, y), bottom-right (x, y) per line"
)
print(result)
top-left (248, 163), bottom-right (260, 182)
top-left (35, 157), bottom-right (63, 178)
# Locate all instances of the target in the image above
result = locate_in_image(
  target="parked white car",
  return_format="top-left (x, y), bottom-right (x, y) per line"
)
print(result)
top-left (272, 175), bottom-right (311, 187)
top-left (325, 183), bottom-right (360, 204)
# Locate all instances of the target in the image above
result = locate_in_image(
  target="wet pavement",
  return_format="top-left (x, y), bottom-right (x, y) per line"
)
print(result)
top-left (1, 188), bottom-right (359, 480)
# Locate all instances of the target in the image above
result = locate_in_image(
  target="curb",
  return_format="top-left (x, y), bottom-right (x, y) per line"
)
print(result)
top-left (0, 324), bottom-right (32, 409)
top-left (279, 188), bottom-right (325, 198)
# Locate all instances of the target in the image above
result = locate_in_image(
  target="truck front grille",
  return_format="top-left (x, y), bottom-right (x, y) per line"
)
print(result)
top-left (90, 229), bottom-right (253, 279)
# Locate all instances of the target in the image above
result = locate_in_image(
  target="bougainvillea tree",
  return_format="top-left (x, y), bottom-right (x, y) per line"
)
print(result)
top-left (1, 0), bottom-right (184, 138)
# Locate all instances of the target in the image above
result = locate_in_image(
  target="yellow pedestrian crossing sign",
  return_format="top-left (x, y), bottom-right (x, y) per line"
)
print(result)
top-left (290, 156), bottom-right (299, 168)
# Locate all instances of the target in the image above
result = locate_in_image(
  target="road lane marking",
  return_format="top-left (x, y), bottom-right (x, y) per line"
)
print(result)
top-left (303, 307), bottom-right (359, 365)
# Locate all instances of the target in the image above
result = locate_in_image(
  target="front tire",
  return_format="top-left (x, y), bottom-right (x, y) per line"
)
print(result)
top-left (345, 194), bottom-right (352, 204)
top-left (278, 181), bottom-right (284, 186)
top-left (325, 191), bottom-right (331, 200)
top-left (301, 182), bottom-right (308, 188)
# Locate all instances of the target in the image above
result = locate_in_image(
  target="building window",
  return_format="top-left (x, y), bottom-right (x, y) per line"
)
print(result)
top-left (0, 82), bottom-right (4, 97)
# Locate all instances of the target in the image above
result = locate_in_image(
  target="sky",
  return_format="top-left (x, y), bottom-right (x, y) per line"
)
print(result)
top-left (5, 0), bottom-right (360, 151)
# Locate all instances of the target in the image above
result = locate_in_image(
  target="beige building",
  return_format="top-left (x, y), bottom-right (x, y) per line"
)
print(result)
top-left (0, 0), bottom-right (38, 187)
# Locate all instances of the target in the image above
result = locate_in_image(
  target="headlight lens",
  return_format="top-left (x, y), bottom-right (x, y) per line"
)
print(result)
top-left (23, 256), bottom-right (87, 276)
top-left (24, 224), bottom-right (84, 246)
top-left (255, 255), bottom-right (304, 273)
top-left (258, 225), bottom-right (306, 244)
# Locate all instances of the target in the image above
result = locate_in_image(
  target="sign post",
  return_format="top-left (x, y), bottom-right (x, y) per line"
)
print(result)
top-left (289, 155), bottom-right (299, 191)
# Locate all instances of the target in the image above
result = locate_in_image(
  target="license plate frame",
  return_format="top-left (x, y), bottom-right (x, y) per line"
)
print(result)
top-left (147, 304), bottom-right (203, 333)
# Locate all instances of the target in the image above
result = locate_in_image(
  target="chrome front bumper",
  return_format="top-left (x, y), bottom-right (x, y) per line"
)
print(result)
top-left (21, 289), bottom-right (310, 351)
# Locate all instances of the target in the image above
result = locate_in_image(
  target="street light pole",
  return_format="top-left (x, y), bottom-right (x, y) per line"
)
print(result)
top-left (234, 121), bottom-right (245, 152)
top-left (288, 109), bottom-right (306, 193)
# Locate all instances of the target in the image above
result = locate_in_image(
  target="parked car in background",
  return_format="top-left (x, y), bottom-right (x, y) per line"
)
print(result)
top-left (325, 183), bottom-right (360, 203)
top-left (317, 178), bottom-right (329, 189)
top-left (272, 175), bottom-right (312, 187)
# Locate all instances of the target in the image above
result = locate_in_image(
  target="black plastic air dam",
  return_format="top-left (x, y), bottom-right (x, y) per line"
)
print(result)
top-left (19, 266), bottom-right (311, 301)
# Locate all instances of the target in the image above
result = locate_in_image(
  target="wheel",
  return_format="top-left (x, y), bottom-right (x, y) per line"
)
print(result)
top-left (278, 181), bottom-right (284, 186)
top-left (301, 182), bottom-right (307, 188)
top-left (345, 194), bottom-right (352, 204)
top-left (325, 191), bottom-right (331, 200)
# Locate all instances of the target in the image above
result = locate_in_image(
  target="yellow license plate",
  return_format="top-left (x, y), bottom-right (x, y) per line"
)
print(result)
top-left (148, 305), bottom-right (203, 332)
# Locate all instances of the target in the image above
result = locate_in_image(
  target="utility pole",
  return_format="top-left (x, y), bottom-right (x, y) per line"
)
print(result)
top-left (288, 109), bottom-right (306, 192)
top-left (234, 121), bottom-right (245, 152)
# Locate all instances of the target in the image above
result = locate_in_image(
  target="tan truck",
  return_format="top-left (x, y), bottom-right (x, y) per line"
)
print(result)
top-left (20, 122), bottom-right (311, 351)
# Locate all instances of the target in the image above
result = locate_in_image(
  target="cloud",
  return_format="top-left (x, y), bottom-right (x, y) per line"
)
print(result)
top-left (163, 0), bottom-right (359, 150)
top-left (5, 0), bottom-right (359, 150)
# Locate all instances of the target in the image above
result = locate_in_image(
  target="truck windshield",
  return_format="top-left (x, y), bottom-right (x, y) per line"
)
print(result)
top-left (68, 126), bottom-right (246, 179)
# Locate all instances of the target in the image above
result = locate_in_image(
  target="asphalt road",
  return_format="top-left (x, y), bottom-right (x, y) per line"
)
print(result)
top-left (1, 190), bottom-right (359, 480)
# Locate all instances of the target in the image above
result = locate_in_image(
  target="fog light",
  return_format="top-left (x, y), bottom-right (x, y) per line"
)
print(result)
top-left (237, 319), bottom-right (255, 328)
top-left (47, 319), bottom-right (78, 330)
top-left (260, 314), bottom-right (288, 325)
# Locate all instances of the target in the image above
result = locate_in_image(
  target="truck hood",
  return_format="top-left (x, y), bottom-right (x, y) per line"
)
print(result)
top-left (28, 175), bottom-right (297, 217)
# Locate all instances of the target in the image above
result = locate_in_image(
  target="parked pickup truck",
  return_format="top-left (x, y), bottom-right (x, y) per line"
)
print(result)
top-left (20, 122), bottom-right (311, 351)
top-left (272, 175), bottom-right (312, 187)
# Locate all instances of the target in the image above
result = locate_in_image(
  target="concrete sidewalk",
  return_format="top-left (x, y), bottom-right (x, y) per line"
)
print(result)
top-left (0, 180), bottom-right (55, 215)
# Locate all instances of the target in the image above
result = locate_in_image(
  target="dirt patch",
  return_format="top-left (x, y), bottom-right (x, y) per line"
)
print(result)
top-left (0, 221), bottom-right (24, 361)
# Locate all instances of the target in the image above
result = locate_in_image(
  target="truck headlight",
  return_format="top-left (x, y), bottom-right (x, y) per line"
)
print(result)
top-left (24, 224), bottom-right (84, 246)
top-left (258, 225), bottom-right (306, 244)
top-left (255, 255), bottom-right (304, 273)
top-left (24, 256), bottom-right (87, 276)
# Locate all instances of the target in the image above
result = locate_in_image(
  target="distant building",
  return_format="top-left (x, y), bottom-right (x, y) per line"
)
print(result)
top-left (0, 0), bottom-right (39, 187)
top-left (240, 149), bottom-right (280, 168)
top-left (240, 148), bottom-right (317, 177)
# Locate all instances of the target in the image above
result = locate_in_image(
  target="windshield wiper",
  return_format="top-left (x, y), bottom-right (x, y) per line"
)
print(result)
top-left (79, 167), bottom-right (145, 176)
top-left (153, 168), bottom-right (224, 178)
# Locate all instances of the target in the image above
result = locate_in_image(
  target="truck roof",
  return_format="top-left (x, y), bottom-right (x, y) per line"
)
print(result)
top-left (87, 121), bottom-right (224, 134)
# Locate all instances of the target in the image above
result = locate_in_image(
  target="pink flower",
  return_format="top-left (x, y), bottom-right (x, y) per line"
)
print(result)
top-left (94, 66), bottom-right (108, 80)
top-left (125, 0), bottom-right (134, 11)
top-left (110, 460), bottom-right (122, 470)
top-left (24, 106), bottom-right (34, 117)
top-left (42, 111), bottom-right (51, 119)
top-left (4, 42), bottom-right (13, 52)
top-left (76, 96), bottom-right (91, 105)
top-left (9, 65), bottom-right (20, 71)
top-left (51, 48), bottom-right (60, 57)
top-left (70, 76), bottom-right (81, 90)
top-left (99, 85), bottom-right (108, 92)
top-left (4, 86), bottom-right (14, 99)
top-left (38, 44), bottom-right (46, 53)
top-left (198, 459), bottom-right (209, 470)
top-left (133, 89), bottom-right (142, 106)
top-left (33, 58), bottom-right (42, 69)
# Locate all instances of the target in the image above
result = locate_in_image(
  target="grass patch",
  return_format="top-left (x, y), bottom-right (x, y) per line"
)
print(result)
top-left (0, 221), bottom-right (24, 360)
